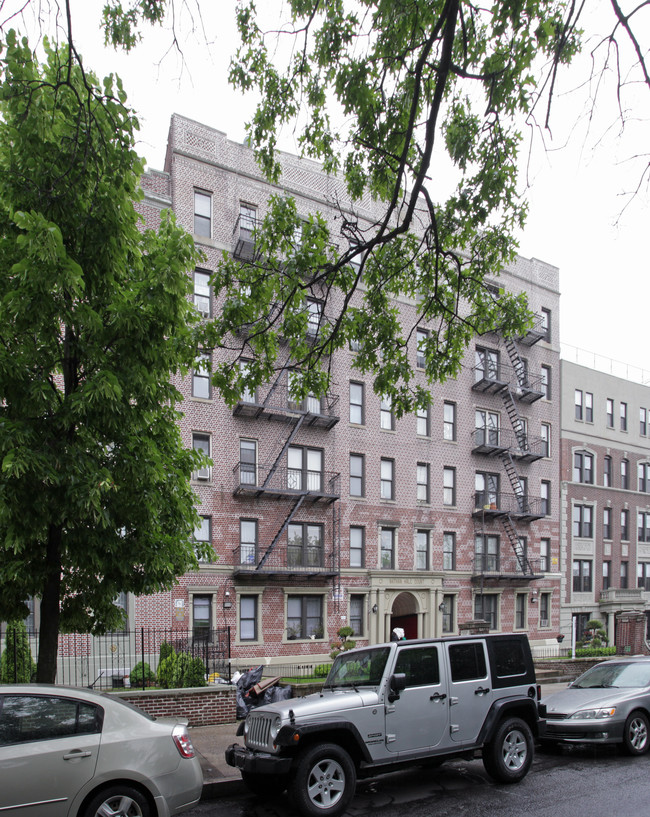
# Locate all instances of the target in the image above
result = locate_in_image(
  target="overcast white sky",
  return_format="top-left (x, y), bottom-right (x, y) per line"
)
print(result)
top-left (5, 0), bottom-right (650, 380)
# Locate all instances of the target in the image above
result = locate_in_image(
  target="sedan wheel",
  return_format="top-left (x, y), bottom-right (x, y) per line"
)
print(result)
top-left (83, 786), bottom-right (150, 817)
top-left (623, 710), bottom-right (650, 756)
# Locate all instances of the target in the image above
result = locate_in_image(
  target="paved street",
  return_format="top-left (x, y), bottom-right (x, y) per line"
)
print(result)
top-left (184, 745), bottom-right (650, 817)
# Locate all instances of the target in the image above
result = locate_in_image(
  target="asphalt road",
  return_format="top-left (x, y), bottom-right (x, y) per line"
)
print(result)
top-left (184, 745), bottom-right (650, 817)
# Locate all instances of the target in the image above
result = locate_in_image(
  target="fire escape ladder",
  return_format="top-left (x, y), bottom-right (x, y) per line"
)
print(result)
top-left (501, 513), bottom-right (533, 575)
top-left (504, 337), bottom-right (528, 388)
top-left (501, 387), bottom-right (528, 452)
top-left (261, 368), bottom-right (287, 409)
top-left (262, 413), bottom-right (306, 489)
top-left (257, 495), bottom-right (306, 570)
top-left (499, 450), bottom-right (525, 500)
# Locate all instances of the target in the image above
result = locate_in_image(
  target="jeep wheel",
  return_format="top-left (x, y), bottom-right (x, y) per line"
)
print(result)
top-left (289, 743), bottom-right (356, 817)
top-left (242, 771), bottom-right (288, 796)
top-left (482, 717), bottom-right (533, 783)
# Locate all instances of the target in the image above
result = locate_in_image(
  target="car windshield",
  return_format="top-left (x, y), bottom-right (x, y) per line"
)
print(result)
top-left (571, 662), bottom-right (650, 689)
top-left (324, 647), bottom-right (390, 689)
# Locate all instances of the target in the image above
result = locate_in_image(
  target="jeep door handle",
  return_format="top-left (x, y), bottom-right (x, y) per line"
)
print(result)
top-left (474, 686), bottom-right (490, 695)
top-left (430, 692), bottom-right (447, 702)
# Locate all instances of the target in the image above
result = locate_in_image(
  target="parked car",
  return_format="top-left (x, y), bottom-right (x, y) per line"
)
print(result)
top-left (0, 684), bottom-right (203, 817)
top-left (542, 657), bottom-right (650, 754)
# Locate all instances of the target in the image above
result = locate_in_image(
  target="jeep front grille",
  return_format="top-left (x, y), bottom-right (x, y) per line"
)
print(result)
top-left (246, 713), bottom-right (274, 750)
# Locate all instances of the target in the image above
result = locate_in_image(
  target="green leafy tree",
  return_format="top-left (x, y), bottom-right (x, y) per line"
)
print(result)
top-left (0, 33), bottom-right (211, 683)
top-left (0, 621), bottom-right (36, 683)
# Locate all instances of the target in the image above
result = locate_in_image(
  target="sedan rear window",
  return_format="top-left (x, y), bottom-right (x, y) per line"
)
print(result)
top-left (0, 695), bottom-right (102, 746)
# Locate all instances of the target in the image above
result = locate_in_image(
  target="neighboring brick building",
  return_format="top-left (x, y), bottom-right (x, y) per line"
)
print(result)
top-left (560, 360), bottom-right (650, 645)
top-left (132, 114), bottom-right (562, 664)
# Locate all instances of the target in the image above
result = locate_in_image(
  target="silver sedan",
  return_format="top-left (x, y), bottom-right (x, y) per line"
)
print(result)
top-left (542, 657), bottom-right (650, 754)
top-left (0, 684), bottom-right (203, 816)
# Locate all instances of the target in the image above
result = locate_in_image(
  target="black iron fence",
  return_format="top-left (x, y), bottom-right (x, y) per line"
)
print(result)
top-left (0, 627), bottom-right (231, 690)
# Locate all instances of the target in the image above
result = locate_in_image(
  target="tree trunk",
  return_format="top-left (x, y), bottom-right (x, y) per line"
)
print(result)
top-left (36, 524), bottom-right (62, 684)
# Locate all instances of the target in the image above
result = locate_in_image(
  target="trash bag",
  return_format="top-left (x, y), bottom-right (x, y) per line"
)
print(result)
top-left (263, 685), bottom-right (292, 704)
top-left (235, 665), bottom-right (264, 719)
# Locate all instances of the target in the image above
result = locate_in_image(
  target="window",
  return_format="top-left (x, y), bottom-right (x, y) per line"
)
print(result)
top-left (0, 695), bottom-right (101, 744)
top-left (239, 439), bottom-right (257, 485)
top-left (540, 538), bottom-right (550, 572)
top-left (443, 402), bottom-right (457, 441)
top-left (349, 382), bottom-right (364, 424)
top-left (585, 391), bottom-right (593, 422)
top-left (449, 640), bottom-right (488, 680)
top-left (416, 405), bottom-right (430, 436)
top-left (416, 463), bottom-right (430, 503)
top-left (380, 527), bottom-right (395, 569)
top-left (540, 593), bottom-right (551, 627)
top-left (194, 516), bottom-right (212, 562)
top-left (573, 504), bottom-right (593, 538)
top-left (443, 532), bottom-right (456, 570)
top-left (641, 408), bottom-right (648, 436)
top-left (240, 519), bottom-right (257, 565)
top-left (194, 270), bottom-right (211, 317)
top-left (474, 594), bottom-right (498, 630)
top-left (349, 454), bottom-right (365, 497)
top-left (380, 458), bottom-right (395, 500)
top-left (441, 594), bottom-right (455, 633)
top-left (287, 595), bottom-right (323, 640)
top-left (443, 467), bottom-right (456, 506)
top-left (603, 507), bottom-right (612, 540)
top-left (620, 402), bottom-right (628, 431)
top-left (288, 446), bottom-right (323, 491)
top-left (288, 523), bottom-right (323, 568)
top-left (541, 481), bottom-right (551, 516)
top-left (380, 395), bottom-right (395, 430)
top-left (192, 433), bottom-right (211, 480)
top-left (475, 409), bottom-right (500, 446)
top-left (475, 533), bottom-right (499, 572)
top-left (515, 594), bottom-right (526, 629)
top-left (239, 202), bottom-right (257, 232)
top-left (194, 190), bottom-right (211, 237)
top-left (575, 389), bottom-right (583, 420)
top-left (540, 365), bottom-right (551, 399)
top-left (639, 462), bottom-right (650, 493)
top-left (394, 645), bottom-right (441, 687)
top-left (572, 560), bottom-right (592, 593)
top-left (638, 512), bottom-right (650, 543)
top-left (621, 458), bottom-right (630, 489)
top-left (306, 299), bottom-right (322, 337)
top-left (475, 471), bottom-right (499, 508)
top-left (573, 450), bottom-right (594, 484)
top-left (192, 352), bottom-right (211, 399)
top-left (239, 361), bottom-right (256, 403)
top-left (416, 328), bottom-right (428, 368)
top-left (541, 423), bottom-right (551, 458)
top-left (621, 509), bottom-right (630, 540)
top-left (192, 595), bottom-right (212, 639)
top-left (475, 346), bottom-right (500, 382)
top-left (638, 563), bottom-right (650, 592)
top-left (240, 596), bottom-right (258, 641)
top-left (606, 398), bottom-right (614, 428)
top-left (603, 456), bottom-right (612, 487)
top-left (287, 371), bottom-right (320, 414)
top-left (415, 529), bottom-right (430, 570)
top-left (621, 561), bottom-right (629, 588)
top-left (603, 561), bottom-right (611, 591)
top-left (350, 595), bottom-right (365, 636)
top-left (350, 526), bottom-right (365, 568)
top-left (540, 308), bottom-right (551, 341)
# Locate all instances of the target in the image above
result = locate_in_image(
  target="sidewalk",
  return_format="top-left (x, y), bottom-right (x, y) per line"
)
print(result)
top-left (190, 680), bottom-right (571, 801)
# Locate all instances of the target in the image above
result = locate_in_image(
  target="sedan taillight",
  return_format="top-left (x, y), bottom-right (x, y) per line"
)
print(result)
top-left (172, 724), bottom-right (196, 758)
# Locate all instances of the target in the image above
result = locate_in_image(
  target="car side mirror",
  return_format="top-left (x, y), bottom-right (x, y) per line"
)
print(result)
top-left (388, 672), bottom-right (406, 702)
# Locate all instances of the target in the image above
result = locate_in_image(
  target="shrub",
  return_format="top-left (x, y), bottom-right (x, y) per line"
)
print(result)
top-left (157, 651), bottom-right (206, 688)
top-left (0, 621), bottom-right (36, 683)
top-left (157, 653), bottom-right (176, 689)
top-left (329, 626), bottom-right (357, 660)
top-left (575, 646), bottom-right (616, 657)
top-left (314, 663), bottom-right (331, 678)
top-left (159, 641), bottom-right (174, 663)
top-left (130, 661), bottom-right (155, 688)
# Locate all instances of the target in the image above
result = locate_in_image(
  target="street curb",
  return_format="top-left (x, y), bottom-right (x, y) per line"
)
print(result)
top-left (201, 778), bottom-right (247, 801)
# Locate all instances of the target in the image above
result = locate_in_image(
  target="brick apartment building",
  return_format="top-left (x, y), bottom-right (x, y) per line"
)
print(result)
top-left (130, 114), bottom-right (562, 664)
top-left (560, 360), bottom-right (650, 644)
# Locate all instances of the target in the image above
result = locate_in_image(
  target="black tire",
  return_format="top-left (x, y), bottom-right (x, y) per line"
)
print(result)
top-left (482, 717), bottom-right (534, 783)
top-left (82, 785), bottom-right (150, 817)
top-left (242, 771), bottom-right (288, 796)
top-left (623, 710), bottom-right (650, 755)
top-left (289, 742), bottom-right (356, 817)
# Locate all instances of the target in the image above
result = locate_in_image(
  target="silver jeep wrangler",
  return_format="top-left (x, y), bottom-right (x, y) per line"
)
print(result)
top-left (226, 633), bottom-right (545, 817)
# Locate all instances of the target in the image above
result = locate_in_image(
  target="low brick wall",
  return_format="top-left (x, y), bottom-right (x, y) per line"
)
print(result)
top-left (535, 658), bottom-right (606, 679)
top-left (110, 685), bottom-right (236, 727)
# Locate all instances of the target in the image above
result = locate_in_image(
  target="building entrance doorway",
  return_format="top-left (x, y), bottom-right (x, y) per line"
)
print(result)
top-left (390, 592), bottom-right (419, 639)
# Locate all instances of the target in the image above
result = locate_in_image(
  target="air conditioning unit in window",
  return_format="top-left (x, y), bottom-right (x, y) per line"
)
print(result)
top-left (195, 467), bottom-right (211, 481)
top-left (540, 619), bottom-right (548, 628)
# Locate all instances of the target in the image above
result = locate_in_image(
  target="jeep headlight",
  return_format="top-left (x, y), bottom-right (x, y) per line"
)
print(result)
top-left (270, 715), bottom-right (282, 741)
top-left (568, 706), bottom-right (616, 720)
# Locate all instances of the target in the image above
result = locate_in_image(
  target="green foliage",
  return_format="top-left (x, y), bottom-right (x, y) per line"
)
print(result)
top-left (158, 650), bottom-right (206, 688)
top-left (314, 663), bottom-right (331, 678)
top-left (0, 33), bottom-right (210, 682)
top-left (0, 621), bottom-right (36, 683)
top-left (330, 625), bottom-right (357, 660)
top-left (159, 641), bottom-right (175, 664)
top-left (130, 661), bottom-right (156, 688)
top-left (575, 647), bottom-right (616, 658)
